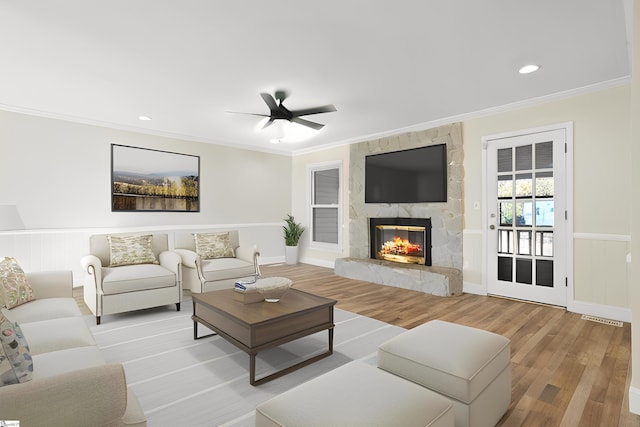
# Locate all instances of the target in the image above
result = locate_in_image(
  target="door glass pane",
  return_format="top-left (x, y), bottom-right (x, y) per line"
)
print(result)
top-left (499, 202), bottom-right (513, 226)
top-left (535, 141), bottom-right (553, 169)
top-left (535, 231), bottom-right (553, 256)
top-left (535, 201), bottom-right (554, 227)
top-left (498, 230), bottom-right (513, 254)
top-left (515, 201), bottom-right (533, 226)
top-left (536, 259), bottom-right (554, 287)
top-left (497, 175), bottom-right (513, 198)
top-left (535, 172), bottom-right (554, 198)
top-left (515, 145), bottom-right (532, 171)
top-left (515, 174), bottom-right (532, 198)
top-left (516, 258), bottom-right (532, 284)
top-left (498, 148), bottom-right (512, 172)
top-left (498, 256), bottom-right (512, 281)
top-left (517, 231), bottom-right (531, 255)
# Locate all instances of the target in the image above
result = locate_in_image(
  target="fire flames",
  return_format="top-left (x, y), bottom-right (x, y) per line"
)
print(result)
top-left (381, 236), bottom-right (422, 255)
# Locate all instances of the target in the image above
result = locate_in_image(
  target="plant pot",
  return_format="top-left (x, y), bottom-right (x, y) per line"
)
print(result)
top-left (285, 245), bottom-right (299, 265)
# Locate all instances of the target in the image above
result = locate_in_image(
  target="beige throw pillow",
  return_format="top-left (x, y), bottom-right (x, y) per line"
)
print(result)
top-left (107, 235), bottom-right (159, 267)
top-left (0, 257), bottom-right (35, 309)
top-left (194, 232), bottom-right (235, 259)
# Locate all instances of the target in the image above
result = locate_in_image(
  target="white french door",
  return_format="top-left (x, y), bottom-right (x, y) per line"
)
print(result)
top-left (484, 127), bottom-right (569, 307)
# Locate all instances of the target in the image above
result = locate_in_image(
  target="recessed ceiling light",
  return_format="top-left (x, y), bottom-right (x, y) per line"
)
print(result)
top-left (519, 64), bottom-right (540, 74)
top-left (138, 115), bottom-right (152, 121)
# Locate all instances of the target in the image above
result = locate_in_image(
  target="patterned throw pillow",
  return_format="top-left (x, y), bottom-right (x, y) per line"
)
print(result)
top-left (0, 311), bottom-right (33, 386)
top-left (107, 235), bottom-right (159, 267)
top-left (194, 232), bottom-right (235, 259)
top-left (0, 257), bottom-right (35, 309)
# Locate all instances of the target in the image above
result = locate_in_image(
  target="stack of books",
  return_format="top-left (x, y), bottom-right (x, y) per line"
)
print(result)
top-left (234, 277), bottom-right (257, 292)
top-left (233, 277), bottom-right (263, 304)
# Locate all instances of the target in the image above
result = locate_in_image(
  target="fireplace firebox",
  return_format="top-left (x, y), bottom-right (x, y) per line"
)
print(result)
top-left (369, 218), bottom-right (432, 266)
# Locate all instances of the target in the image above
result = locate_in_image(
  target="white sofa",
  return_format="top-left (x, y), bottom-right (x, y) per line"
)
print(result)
top-left (174, 230), bottom-right (260, 293)
top-left (0, 270), bottom-right (146, 426)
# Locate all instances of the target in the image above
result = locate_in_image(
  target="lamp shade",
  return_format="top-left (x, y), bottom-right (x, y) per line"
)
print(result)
top-left (0, 204), bottom-right (25, 230)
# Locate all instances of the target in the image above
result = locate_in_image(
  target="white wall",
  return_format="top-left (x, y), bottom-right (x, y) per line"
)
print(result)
top-left (1, 85), bottom-right (634, 321)
top-left (0, 110), bottom-right (291, 228)
top-left (0, 110), bottom-right (293, 280)
top-left (289, 86), bottom-right (632, 322)
top-left (463, 85), bottom-right (631, 318)
top-left (628, 0), bottom-right (640, 414)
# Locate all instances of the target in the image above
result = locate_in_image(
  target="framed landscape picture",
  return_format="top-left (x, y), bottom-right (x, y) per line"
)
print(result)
top-left (111, 144), bottom-right (200, 212)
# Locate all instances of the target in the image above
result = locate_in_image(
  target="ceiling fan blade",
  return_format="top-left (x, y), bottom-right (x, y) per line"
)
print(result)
top-left (262, 117), bottom-right (276, 129)
top-left (226, 111), bottom-right (269, 117)
top-left (260, 93), bottom-right (279, 112)
top-left (291, 104), bottom-right (337, 117)
top-left (291, 117), bottom-right (325, 131)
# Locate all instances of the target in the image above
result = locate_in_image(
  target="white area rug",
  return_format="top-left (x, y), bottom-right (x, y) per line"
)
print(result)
top-left (88, 298), bottom-right (405, 427)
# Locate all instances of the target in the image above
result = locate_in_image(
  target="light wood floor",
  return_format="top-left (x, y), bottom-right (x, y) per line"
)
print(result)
top-left (76, 263), bottom-right (640, 426)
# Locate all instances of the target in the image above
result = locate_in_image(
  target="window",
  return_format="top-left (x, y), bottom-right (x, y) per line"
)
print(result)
top-left (309, 162), bottom-right (341, 247)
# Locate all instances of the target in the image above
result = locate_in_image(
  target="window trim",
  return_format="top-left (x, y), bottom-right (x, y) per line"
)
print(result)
top-left (308, 161), bottom-right (342, 251)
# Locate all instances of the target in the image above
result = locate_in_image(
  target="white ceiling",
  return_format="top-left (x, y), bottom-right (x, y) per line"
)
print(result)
top-left (0, 1), bottom-right (631, 155)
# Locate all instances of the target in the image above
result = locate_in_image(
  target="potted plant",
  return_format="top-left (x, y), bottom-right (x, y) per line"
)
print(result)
top-left (283, 214), bottom-right (305, 264)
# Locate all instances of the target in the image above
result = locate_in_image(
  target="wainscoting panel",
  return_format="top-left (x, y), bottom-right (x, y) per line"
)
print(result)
top-left (0, 223), bottom-right (284, 286)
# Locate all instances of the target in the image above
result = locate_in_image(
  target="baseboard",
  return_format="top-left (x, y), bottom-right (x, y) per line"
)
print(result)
top-left (300, 257), bottom-right (335, 269)
top-left (260, 257), bottom-right (335, 269)
top-left (567, 300), bottom-right (631, 323)
top-left (463, 281), bottom-right (486, 295)
top-left (630, 386), bottom-right (640, 415)
top-left (259, 256), bottom-right (285, 265)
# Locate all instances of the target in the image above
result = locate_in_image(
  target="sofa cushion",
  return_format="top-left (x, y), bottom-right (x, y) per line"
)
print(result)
top-left (255, 361), bottom-right (455, 427)
top-left (0, 312), bottom-right (32, 386)
top-left (31, 346), bottom-right (105, 380)
top-left (194, 232), bottom-right (235, 259)
top-left (0, 257), bottom-right (35, 309)
top-left (200, 257), bottom-right (255, 282)
top-left (102, 264), bottom-right (177, 295)
top-left (3, 298), bottom-right (81, 324)
top-left (107, 234), bottom-right (159, 267)
top-left (19, 317), bottom-right (96, 355)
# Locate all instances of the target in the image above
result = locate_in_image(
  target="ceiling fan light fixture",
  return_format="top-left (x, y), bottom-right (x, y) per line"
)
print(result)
top-left (260, 119), bottom-right (319, 143)
top-left (235, 90), bottom-right (336, 144)
top-left (519, 64), bottom-right (540, 74)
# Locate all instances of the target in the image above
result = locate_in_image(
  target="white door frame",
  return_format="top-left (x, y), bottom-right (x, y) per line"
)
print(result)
top-left (481, 122), bottom-right (574, 307)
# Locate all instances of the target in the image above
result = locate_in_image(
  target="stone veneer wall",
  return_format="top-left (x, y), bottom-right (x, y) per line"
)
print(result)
top-left (349, 123), bottom-right (464, 270)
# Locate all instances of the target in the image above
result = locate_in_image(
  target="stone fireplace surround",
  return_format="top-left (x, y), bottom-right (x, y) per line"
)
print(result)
top-left (334, 123), bottom-right (463, 296)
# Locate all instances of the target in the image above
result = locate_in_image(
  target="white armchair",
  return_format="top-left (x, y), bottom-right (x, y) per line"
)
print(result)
top-left (174, 230), bottom-right (260, 293)
top-left (80, 233), bottom-right (182, 324)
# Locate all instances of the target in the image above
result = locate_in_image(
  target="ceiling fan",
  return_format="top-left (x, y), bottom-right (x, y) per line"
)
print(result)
top-left (233, 90), bottom-right (337, 131)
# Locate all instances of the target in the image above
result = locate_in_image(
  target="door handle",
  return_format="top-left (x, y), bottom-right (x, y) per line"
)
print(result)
top-left (489, 225), bottom-right (495, 230)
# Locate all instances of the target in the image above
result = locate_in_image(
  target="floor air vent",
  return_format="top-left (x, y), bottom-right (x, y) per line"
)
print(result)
top-left (581, 314), bottom-right (623, 327)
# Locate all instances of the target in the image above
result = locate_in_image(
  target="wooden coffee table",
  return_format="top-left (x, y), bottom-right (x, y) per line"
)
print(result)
top-left (191, 288), bottom-right (336, 385)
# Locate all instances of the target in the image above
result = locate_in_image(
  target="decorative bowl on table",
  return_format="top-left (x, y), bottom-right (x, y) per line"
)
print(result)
top-left (255, 277), bottom-right (293, 302)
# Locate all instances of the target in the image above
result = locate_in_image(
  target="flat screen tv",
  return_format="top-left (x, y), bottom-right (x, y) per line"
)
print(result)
top-left (365, 144), bottom-right (447, 203)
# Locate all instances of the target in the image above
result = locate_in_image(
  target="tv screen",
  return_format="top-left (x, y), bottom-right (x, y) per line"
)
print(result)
top-left (365, 144), bottom-right (447, 203)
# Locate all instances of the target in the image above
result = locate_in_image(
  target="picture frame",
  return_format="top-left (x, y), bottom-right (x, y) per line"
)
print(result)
top-left (111, 144), bottom-right (200, 212)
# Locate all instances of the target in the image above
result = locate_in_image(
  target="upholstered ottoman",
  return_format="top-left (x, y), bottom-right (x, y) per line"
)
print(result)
top-left (378, 320), bottom-right (511, 427)
top-left (255, 360), bottom-right (454, 427)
